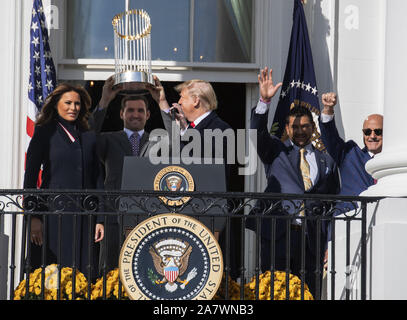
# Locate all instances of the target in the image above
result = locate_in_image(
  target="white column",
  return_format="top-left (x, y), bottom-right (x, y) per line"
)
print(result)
top-left (0, 0), bottom-right (28, 190)
top-left (0, 0), bottom-right (31, 300)
top-left (323, 0), bottom-right (407, 300)
top-left (358, 0), bottom-right (407, 300)
top-left (363, 0), bottom-right (407, 197)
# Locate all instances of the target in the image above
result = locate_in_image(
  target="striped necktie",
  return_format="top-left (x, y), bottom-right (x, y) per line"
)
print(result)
top-left (129, 132), bottom-right (140, 156)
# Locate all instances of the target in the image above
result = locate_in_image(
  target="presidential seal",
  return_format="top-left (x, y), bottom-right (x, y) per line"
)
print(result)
top-left (119, 214), bottom-right (223, 300)
top-left (153, 166), bottom-right (194, 206)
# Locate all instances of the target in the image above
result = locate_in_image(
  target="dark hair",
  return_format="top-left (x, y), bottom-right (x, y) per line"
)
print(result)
top-left (286, 105), bottom-right (314, 124)
top-left (36, 83), bottom-right (91, 130)
top-left (121, 95), bottom-right (149, 111)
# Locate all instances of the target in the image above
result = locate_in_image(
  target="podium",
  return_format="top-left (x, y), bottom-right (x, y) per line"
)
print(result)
top-left (120, 157), bottom-right (227, 234)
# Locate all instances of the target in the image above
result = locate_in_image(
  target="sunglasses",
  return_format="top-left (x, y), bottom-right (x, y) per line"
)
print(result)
top-left (363, 128), bottom-right (383, 136)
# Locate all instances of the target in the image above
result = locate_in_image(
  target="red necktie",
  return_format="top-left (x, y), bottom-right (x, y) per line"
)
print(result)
top-left (190, 122), bottom-right (195, 128)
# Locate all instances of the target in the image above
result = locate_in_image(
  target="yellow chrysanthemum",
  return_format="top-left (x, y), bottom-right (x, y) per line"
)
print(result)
top-left (13, 265), bottom-right (89, 300)
top-left (90, 269), bottom-right (128, 300)
top-left (245, 271), bottom-right (313, 300)
top-left (213, 273), bottom-right (255, 300)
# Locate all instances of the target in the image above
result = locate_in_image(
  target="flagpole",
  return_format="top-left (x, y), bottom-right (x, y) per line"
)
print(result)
top-left (125, 0), bottom-right (130, 71)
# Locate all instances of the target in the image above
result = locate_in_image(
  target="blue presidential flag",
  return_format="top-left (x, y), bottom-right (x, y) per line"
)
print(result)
top-left (26, 0), bottom-right (56, 185)
top-left (272, 0), bottom-right (325, 151)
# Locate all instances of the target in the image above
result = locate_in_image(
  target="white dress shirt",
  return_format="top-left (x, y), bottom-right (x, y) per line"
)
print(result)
top-left (123, 127), bottom-right (145, 140)
top-left (180, 111), bottom-right (212, 136)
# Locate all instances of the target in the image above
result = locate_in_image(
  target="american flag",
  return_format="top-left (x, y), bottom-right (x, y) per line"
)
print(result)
top-left (27, 0), bottom-right (56, 186)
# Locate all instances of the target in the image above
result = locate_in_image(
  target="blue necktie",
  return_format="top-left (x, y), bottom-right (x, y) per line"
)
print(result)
top-left (130, 132), bottom-right (140, 156)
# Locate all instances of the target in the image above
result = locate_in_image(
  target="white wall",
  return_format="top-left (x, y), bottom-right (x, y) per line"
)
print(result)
top-left (307, 0), bottom-right (385, 149)
top-left (334, 0), bottom-right (385, 147)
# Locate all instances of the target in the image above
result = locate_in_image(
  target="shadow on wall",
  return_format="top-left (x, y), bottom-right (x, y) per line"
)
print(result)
top-left (0, 215), bottom-right (10, 299)
top-left (312, 0), bottom-right (345, 138)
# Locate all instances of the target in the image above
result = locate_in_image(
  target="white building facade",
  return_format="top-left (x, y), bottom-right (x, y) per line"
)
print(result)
top-left (0, 0), bottom-right (406, 300)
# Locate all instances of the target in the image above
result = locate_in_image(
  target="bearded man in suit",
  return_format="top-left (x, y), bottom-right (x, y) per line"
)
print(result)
top-left (249, 67), bottom-right (340, 298)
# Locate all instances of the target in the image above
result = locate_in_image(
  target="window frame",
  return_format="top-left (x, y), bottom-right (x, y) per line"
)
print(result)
top-left (52, 0), bottom-right (266, 83)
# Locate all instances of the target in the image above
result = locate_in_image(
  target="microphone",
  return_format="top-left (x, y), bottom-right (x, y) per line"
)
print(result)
top-left (170, 107), bottom-right (179, 120)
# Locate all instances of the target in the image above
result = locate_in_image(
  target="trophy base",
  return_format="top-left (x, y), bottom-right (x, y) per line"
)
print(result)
top-left (113, 71), bottom-right (155, 95)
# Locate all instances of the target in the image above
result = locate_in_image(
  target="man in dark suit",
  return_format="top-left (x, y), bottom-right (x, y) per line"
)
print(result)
top-left (249, 68), bottom-right (340, 298)
top-left (90, 76), bottom-right (171, 273)
top-left (150, 76), bottom-right (232, 185)
top-left (149, 77), bottom-right (240, 276)
top-left (319, 93), bottom-right (383, 201)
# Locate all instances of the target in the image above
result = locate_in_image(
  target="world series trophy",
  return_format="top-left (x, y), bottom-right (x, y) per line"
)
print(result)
top-left (112, 9), bottom-right (154, 95)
